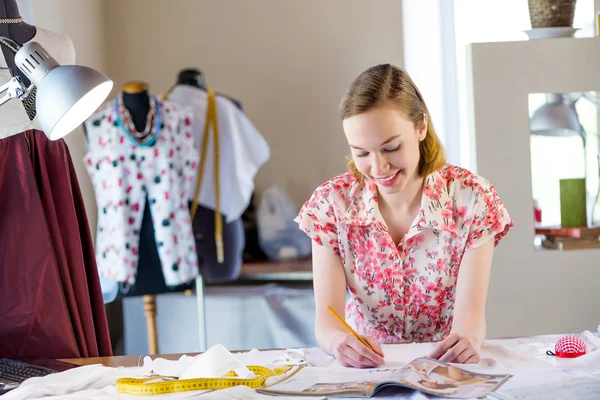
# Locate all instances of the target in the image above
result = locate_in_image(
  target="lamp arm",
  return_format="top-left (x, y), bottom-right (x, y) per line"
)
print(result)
top-left (0, 36), bottom-right (28, 107)
top-left (0, 76), bottom-right (30, 107)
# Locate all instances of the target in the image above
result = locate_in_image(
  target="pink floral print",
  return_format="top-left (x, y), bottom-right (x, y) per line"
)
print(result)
top-left (295, 164), bottom-right (513, 344)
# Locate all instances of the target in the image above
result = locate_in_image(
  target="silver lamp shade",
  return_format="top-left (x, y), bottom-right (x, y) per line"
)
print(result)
top-left (530, 93), bottom-right (583, 137)
top-left (14, 42), bottom-right (113, 140)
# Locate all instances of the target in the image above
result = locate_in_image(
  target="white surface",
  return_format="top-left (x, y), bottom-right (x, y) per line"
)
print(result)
top-left (465, 36), bottom-right (600, 339)
top-left (4, 333), bottom-right (600, 399)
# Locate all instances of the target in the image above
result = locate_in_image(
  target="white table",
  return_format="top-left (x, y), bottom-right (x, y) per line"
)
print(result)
top-left (8, 331), bottom-right (599, 399)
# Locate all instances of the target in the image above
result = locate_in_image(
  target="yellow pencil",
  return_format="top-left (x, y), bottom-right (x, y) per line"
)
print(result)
top-left (327, 306), bottom-right (382, 356)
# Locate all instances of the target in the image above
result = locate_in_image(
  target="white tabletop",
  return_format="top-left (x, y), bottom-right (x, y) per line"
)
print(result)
top-left (4, 331), bottom-right (600, 399)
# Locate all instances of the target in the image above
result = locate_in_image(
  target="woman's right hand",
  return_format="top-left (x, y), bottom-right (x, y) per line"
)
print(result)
top-left (331, 333), bottom-right (385, 368)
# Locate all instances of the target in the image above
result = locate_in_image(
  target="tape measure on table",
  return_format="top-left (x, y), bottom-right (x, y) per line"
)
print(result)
top-left (116, 365), bottom-right (295, 396)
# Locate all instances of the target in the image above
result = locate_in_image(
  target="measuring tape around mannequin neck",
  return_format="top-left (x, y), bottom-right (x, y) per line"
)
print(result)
top-left (163, 86), bottom-right (224, 263)
top-left (116, 365), bottom-right (294, 396)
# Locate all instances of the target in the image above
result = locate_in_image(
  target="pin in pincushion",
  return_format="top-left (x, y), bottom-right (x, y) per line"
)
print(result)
top-left (546, 335), bottom-right (587, 358)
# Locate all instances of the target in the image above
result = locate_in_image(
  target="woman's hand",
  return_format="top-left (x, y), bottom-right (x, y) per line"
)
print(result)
top-left (332, 333), bottom-right (385, 368)
top-left (428, 332), bottom-right (481, 364)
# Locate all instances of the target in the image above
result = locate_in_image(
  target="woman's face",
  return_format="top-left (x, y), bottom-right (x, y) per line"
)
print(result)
top-left (343, 105), bottom-right (427, 195)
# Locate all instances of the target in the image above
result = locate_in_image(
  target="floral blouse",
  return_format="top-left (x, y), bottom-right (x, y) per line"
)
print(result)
top-left (295, 164), bottom-right (513, 343)
top-left (84, 100), bottom-right (200, 287)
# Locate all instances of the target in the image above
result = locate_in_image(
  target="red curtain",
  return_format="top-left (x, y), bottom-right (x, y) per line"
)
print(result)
top-left (0, 130), bottom-right (111, 358)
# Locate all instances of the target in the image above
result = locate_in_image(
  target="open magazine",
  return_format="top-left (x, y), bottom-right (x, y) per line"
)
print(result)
top-left (258, 357), bottom-right (512, 399)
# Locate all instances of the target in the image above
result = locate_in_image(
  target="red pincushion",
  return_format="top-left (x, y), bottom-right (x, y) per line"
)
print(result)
top-left (552, 336), bottom-right (587, 358)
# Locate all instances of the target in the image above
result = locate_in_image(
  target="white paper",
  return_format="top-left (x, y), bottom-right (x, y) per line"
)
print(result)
top-left (142, 354), bottom-right (198, 377)
top-left (180, 344), bottom-right (253, 380)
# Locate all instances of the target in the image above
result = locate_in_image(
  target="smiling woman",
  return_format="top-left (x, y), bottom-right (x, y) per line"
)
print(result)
top-left (294, 64), bottom-right (514, 369)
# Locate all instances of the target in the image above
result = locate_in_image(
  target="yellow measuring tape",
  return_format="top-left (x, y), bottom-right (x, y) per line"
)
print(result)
top-left (191, 87), bottom-right (223, 264)
top-left (116, 365), bottom-right (293, 396)
top-left (163, 85), bottom-right (224, 263)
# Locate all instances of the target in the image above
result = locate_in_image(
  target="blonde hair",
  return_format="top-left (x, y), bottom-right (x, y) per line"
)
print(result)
top-left (339, 64), bottom-right (446, 179)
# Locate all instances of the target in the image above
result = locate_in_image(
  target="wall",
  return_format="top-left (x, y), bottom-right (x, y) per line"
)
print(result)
top-left (104, 0), bottom-right (404, 207)
top-left (466, 37), bottom-right (600, 338)
top-left (30, 0), bottom-right (109, 239)
top-left (26, 0), bottom-right (404, 241)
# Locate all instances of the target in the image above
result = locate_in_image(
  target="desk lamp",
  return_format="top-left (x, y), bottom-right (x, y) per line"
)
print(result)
top-left (0, 38), bottom-right (113, 140)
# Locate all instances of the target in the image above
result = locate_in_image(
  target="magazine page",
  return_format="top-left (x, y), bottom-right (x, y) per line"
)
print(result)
top-left (395, 357), bottom-right (512, 399)
top-left (258, 366), bottom-right (402, 397)
top-left (259, 358), bottom-right (512, 398)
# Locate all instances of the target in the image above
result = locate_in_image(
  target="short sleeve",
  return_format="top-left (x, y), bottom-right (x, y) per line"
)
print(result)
top-left (465, 179), bottom-right (513, 251)
top-left (294, 184), bottom-right (340, 256)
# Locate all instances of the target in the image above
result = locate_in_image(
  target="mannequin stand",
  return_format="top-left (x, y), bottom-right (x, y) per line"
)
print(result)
top-left (142, 295), bottom-right (158, 354)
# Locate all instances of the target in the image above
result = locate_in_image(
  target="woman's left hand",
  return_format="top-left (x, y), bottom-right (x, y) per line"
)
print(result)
top-left (427, 332), bottom-right (481, 364)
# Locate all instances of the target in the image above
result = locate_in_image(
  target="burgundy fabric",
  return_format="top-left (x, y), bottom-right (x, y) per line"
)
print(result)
top-left (0, 130), bottom-right (112, 358)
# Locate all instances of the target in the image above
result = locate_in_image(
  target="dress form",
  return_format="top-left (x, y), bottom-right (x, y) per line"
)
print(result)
top-left (0, 0), bottom-right (112, 358)
top-left (119, 81), bottom-right (161, 355)
top-left (167, 69), bottom-right (270, 278)
top-left (92, 81), bottom-right (198, 354)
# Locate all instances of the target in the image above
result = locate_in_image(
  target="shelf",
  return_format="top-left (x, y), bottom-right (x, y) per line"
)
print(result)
top-left (237, 258), bottom-right (313, 282)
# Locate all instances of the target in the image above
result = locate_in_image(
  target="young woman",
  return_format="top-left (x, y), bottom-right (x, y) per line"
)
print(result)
top-left (295, 64), bottom-right (513, 368)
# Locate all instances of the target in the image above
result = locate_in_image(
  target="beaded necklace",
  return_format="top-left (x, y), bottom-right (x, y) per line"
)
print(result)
top-left (0, 16), bottom-right (23, 24)
top-left (114, 93), bottom-right (161, 146)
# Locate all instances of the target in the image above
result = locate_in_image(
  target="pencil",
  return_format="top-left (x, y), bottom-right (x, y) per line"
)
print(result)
top-left (327, 306), bottom-right (381, 356)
